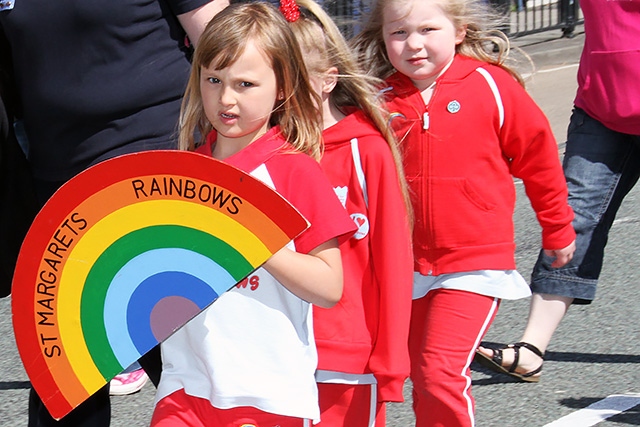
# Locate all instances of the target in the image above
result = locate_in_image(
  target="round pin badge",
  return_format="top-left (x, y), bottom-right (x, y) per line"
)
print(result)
top-left (447, 100), bottom-right (461, 113)
top-left (351, 213), bottom-right (370, 240)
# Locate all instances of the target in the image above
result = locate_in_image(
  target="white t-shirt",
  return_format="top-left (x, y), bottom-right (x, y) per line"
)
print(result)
top-left (158, 262), bottom-right (320, 419)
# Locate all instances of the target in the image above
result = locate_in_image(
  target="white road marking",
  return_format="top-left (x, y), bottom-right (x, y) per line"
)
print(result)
top-left (543, 394), bottom-right (640, 427)
top-left (522, 63), bottom-right (579, 79)
top-left (537, 64), bottom-right (581, 74)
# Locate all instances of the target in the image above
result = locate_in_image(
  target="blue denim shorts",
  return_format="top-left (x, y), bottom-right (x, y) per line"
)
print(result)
top-left (530, 107), bottom-right (640, 304)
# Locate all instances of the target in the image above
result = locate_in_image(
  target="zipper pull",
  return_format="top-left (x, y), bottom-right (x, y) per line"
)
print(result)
top-left (423, 112), bottom-right (429, 130)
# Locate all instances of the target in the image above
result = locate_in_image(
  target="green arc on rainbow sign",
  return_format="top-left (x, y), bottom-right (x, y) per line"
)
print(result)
top-left (11, 150), bottom-right (308, 420)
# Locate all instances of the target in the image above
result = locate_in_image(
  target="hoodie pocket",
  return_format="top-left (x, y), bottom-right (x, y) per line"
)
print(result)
top-left (430, 177), bottom-right (503, 248)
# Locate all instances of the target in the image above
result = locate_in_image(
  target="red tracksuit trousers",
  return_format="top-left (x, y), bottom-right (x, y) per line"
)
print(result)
top-left (409, 288), bottom-right (499, 427)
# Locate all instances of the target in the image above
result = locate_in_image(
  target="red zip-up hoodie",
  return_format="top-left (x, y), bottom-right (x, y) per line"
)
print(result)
top-left (314, 110), bottom-right (413, 402)
top-left (384, 55), bottom-right (575, 276)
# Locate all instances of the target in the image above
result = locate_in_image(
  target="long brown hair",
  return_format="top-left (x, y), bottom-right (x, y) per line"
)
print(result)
top-left (179, 2), bottom-right (323, 159)
top-left (289, 0), bottom-right (413, 221)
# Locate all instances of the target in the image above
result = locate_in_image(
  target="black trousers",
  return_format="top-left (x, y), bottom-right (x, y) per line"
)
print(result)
top-left (28, 345), bottom-right (162, 427)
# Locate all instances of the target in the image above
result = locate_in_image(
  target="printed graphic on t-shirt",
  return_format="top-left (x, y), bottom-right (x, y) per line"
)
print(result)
top-left (236, 274), bottom-right (260, 291)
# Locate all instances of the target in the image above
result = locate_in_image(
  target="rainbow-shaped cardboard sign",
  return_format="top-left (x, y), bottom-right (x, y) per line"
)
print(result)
top-left (11, 150), bottom-right (309, 420)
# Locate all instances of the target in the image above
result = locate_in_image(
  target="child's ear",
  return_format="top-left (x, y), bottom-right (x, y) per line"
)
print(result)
top-left (277, 90), bottom-right (285, 100)
top-left (322, 67), bottom-right (339, 94)
top-left (455, 24), bottom-right (467, 45)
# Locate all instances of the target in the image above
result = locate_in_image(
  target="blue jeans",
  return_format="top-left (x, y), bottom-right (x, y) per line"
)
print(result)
top-left (530, 107), bottom-right (640, 304)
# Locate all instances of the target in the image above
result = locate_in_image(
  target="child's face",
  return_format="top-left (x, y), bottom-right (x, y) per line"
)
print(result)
top-left (200, 40), bottom-right (279, 150)
top-left (382, 0), bottom-right (465, 91)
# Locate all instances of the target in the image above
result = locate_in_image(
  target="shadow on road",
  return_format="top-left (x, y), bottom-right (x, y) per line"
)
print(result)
top-left (0, 380), bottom-right (30, 390)
top-left (472, 341), bottom-right (640, 386)
top-left (558, 397), bottom-right (640, 425)
top-left (607, 408), bottom-right (640, 426)
top-left (478, 341), bottom-right (640, 364)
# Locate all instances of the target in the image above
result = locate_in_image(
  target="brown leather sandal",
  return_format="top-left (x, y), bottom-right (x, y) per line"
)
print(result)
top-left (474, 341), bottom-right (544, 383)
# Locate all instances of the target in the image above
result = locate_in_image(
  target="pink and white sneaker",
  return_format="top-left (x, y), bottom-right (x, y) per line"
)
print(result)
top-left (109, 368), bottom-right (149, 396)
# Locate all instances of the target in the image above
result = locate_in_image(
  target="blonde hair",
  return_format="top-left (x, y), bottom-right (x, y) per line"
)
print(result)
top-left (288, 0), bottom-right (413, 221)
top-left (179, 2), bottom-right (323, 159)
top-left (351, 0), bottom-right (524, 85)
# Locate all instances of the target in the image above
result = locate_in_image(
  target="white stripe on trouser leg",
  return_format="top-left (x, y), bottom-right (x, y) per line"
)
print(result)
top-left (368, 383), bottom-right (377, 427)
top-left (314, 372), bottom-right (378, 426)
top-left (462, 297), bottom-right (499, 427)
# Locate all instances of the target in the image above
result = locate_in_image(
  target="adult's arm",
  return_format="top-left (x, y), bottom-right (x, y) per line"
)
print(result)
top-left (177, 0), bottom-right (229, 46)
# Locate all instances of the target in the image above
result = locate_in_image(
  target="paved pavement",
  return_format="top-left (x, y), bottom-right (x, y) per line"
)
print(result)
top-left (8, 23), bottom-right (640, 427)
top-left (512, 24), bottom-right (585, 141)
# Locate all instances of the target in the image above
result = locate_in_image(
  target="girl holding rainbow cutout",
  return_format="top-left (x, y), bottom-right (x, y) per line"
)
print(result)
top-left (150, 2), bottom-right (355, 426)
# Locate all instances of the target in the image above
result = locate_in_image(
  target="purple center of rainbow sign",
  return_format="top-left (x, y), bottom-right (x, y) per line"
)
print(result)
top-left (11, 150), bottom-right (308, 420)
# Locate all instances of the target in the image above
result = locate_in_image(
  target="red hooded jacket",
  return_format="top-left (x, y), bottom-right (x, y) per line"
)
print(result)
top-left (384, 55), bottom-right (575, 276)
top-left (314, 110), bottom-right (413, 402)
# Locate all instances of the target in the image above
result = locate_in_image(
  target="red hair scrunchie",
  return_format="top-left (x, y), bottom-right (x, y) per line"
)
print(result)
top-left (280, 0), bottom-right (300, 22)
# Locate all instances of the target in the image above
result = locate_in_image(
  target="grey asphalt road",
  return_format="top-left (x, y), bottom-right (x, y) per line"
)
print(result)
top-left (3, 25), bottom-right (639, 427)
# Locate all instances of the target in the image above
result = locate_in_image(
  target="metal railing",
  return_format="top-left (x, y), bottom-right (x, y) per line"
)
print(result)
top-left (491, 0), bottom-right (582, 37)
top-left (324, 0), bottom-right (583, 39)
